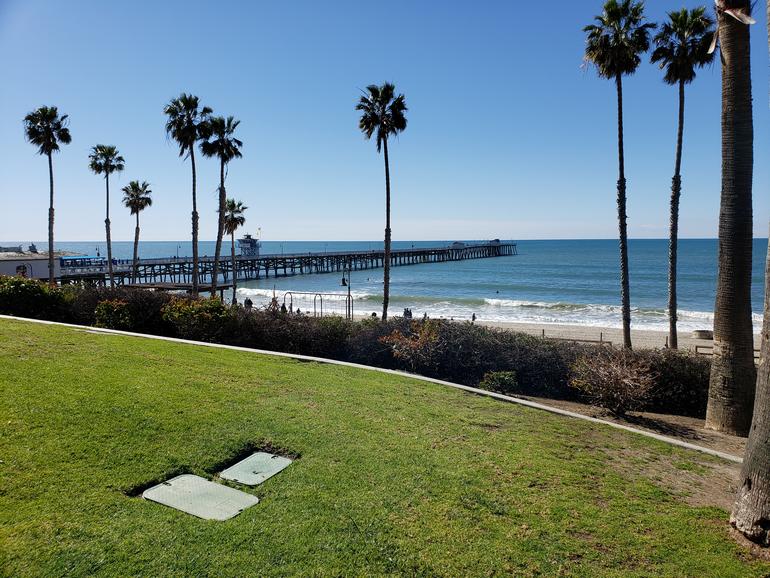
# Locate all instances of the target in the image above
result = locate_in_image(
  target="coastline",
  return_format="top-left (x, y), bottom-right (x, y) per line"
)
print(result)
top-left (479, 320), bottom-right (762, 351)
top-left (350, 312), bottom-right (761, 351)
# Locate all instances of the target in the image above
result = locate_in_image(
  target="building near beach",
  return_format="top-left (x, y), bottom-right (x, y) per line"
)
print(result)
top-left (0, 253), bottom-right (60, 280)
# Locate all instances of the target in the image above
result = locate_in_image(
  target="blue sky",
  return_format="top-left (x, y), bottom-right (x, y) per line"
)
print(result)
top-left (0, 0), bottom-right (767, 242)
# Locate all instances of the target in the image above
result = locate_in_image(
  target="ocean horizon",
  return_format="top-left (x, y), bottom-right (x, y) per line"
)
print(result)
top-left (7, 238), bottom-right (767, 332)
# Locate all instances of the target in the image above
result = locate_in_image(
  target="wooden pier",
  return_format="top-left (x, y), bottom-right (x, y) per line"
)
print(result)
top-left (59, 242), bottom-right (517, 286)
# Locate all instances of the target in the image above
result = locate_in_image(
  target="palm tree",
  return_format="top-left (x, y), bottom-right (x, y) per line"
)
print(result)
top-left (163, 93), bottom-right (212, 296)
top-left (705, 0), bottom-right (756, 435)
top-left (121, 181), bottom-right (152, 284)
top-left (23, 106), bottom-right (71, 286)
top-left (201, 116), bottom-right (242, 296)
top-left (651, 7), bottom-right (715, 350)
top-left (584, 0), bottom-right (655, 349)
top-left (88, 145), bottom-right (125, 286)
top-left (223, 198), bottom-right (247, 304)
top-left (356, 83), bottom-right (408, 321)
top-left (731, 3), bottom-right (769, 543)
top-left (732, 234), bottom-right (770, 542)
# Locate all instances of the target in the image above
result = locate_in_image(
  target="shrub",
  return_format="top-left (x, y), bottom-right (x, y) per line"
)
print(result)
top-left (638, 349), bottom-right (711, 418)
top-left (231, 309), bottom-right (353, 359)
top-left (345, 317), bottom-right (409, 369)
top-left (94, 300), bottom-right (133, 330)
top-left (569, 349), bottom-right (658, 416)
top-left (161, 297), bottom-right (235, 342)
top-left (0, 276), bottom-right (68, 320)
top-left (65, 286), bottom-right (173, 334)
top-left (376, 319), bottom-right (589, 398)
top-left (478, 371), bottom-right (518, 394)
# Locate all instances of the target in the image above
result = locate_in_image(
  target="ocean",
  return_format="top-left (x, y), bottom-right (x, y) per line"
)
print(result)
top-left (29, 238), bottom-right (767, 332)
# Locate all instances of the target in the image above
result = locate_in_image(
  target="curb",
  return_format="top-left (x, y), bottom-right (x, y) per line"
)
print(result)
top-left (0, 314), bottom-right (743, 464)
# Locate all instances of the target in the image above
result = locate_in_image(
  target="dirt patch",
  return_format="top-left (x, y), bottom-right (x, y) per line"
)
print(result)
top-left (519, 395), bottom-right (746, 458)
top-left (607, 444), bottom-right (739, 510)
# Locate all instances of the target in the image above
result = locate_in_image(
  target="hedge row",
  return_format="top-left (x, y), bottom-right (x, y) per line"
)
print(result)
top-left (0, 276), bottom-right (711, 418)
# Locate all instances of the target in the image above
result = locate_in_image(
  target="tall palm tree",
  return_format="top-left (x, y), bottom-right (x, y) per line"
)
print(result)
top-left (705, 0), bottom-right (756, 435)
top-left (23, 106), bottom-right (71, 286)
top-left (163, 93), bottom-right (212, 296)
top-left (731, 2), bottom-right (769, 543)
top-left (356, 83), bottom-right (408, 321)
top-left (88, 145), bottom-right (125, 286)
top-left (732, 234), bottom-right (770, 542)
top-left (651, 7), bottom-right (715, 350)
top-left (584, 0), bottom-right (655, 349)
top-left (122, 181), bottom-right (153, 284)
top-left (223, 198), bottom-right (247, 304)
top-left (201, 116), bottom-right (242, 296)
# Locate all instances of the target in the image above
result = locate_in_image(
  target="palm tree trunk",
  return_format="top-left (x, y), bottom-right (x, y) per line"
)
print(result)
top-left (105, 174), bottom-right (114, 287)
top-left (211, 159), bottom-right (226, 297)
top-left (615, 72), bottom-right (632, 349)
top-left (47, 152), bottom-right (55, 287)
top-left (132, 212), bottom-right (140, 284)
top-left (382, 137), bottom-right (391, 321)
top-left (668, 80), bottom-right (686, 350)
top-left (731, 229), bottom-right (770, 543)
top-left (190, 147), bottom-right (199, 296)
top-left (231, 232), bottom-right (237, 304)
top-left (706, 4), bottom-right (755, 435)
top-left (730, 1), bottom-right (770, 544)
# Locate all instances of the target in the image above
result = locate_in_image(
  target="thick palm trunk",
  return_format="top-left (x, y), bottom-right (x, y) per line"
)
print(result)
top-left (105, 174), bottom-right (114, 287)
top-left (615, 73), bottom-right (632, 349)
top-left (732, 230), bottom-right (770, 542)
top-left (47, 153), bottom-right (55, 287)
top-left (190, 148), bottom-right (199, 296)
top-left (382, 137), bottom-right (391, 321)
top-left (132, 212), bottom-right (140, 284)
top-left (668, 81), bottom-right (686, 350)
top-left (211, 160), bottom-right (226, 296)
top-left (231, 232), bottom-right (237, 304)
top-left (706, 4), bottom-right (755, 435)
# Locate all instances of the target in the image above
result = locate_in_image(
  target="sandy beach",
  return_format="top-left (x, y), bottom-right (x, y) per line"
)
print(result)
top-left (477, 320), bottom-right (762, 351)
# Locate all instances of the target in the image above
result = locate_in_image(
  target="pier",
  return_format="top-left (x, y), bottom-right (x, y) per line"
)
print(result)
top-left (58, 241), bottom-right (517, 286)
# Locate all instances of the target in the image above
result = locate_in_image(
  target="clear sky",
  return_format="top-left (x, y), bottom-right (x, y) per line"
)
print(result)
top-left (0, 0), bottom-right (767, 242)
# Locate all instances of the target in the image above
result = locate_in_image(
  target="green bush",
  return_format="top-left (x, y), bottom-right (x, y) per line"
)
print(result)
top-left (94, 300), bottom-right (133, 330)
top-left (0, 276), bottom-right (68, 320)
top-left (231, 309), bottom-right (353, 358)
top-left (478, 371), bottom-right (519, 394)
top-left (638, 349), bottom-right (711, 418)
top-left (161, 297), bottom-right (234, 342)
top-left (65, 286), bottom-right (174, 334)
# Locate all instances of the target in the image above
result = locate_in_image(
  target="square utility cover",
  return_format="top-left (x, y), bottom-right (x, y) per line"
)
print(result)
top-left (142, 474), bottom-right (259, 520)
top-left (219, 452), bottom-right (293, 486)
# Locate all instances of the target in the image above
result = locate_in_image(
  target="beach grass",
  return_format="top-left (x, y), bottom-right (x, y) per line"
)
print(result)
top-left (0, 318), bottom-right (766, 577)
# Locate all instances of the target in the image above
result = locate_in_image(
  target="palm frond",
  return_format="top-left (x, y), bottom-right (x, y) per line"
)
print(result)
top-left (355, 83), bottom-right (408, 152)
top-left (583, 0), bottom-right (655, 79)
top-left (23, 106), bottom-right (72, 156)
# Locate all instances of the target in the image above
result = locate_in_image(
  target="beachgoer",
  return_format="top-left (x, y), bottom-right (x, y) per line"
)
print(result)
top-left (472, 313), bottom-right (476, 323)
top-left (280, 303), bottom-right (287, 314)
top-left (244, 298), bottom-right (253, 310)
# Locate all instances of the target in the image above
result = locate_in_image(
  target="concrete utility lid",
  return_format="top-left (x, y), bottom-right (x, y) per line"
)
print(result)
top-left (142, 474), bottom-right (259, 520)
top-left (219, 452), bottom-right (293, 486)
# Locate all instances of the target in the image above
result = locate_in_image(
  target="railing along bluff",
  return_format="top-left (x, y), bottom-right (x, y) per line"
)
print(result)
top-left (59, 242), bottom-right (518, 286)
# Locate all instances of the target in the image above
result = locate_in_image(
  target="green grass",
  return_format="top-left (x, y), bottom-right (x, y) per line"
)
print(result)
top-left (0, 318), bottom-right (766, 577)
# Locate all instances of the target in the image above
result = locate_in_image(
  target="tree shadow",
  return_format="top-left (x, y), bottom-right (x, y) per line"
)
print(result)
top-left (620, 414), bottom-right (705, 441)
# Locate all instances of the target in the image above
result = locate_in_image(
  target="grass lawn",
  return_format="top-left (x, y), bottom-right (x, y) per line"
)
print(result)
top-left (0, 318), bottom-right (767, 577)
